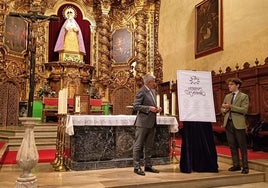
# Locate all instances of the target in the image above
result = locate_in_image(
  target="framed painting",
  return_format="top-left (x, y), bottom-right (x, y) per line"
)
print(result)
top-left (4, 16), bottom-right (27, 53)
top-left (74, 94), bottom-right (90, 114)
top-left (111, 28), bottom-right (132, 63)
top-left (195, 0), bottom-right (223, 58)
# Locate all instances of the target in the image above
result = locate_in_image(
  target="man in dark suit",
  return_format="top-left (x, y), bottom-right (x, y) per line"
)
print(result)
top-left (221, 78), bottom-right (249, 174)
top-left (132, 73), bottom-right (162, 176)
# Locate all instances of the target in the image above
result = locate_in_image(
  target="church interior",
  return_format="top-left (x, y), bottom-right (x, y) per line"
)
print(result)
top-left (0, 0), bottom-right (268, 187)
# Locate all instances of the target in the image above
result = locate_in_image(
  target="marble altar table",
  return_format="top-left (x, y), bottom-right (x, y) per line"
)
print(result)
top-left (64, 115), bottom-right (178, 171)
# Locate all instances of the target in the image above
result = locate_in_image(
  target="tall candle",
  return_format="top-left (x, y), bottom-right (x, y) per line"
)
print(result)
top-left (75, 96), bottom-right (80, 113)
top-left (58, 88), bottom-right (68, 114)
top-left (157, 94), bottom-right (160, 107)
top-left (156, 94), bottom-right (160, 115)
top-left (58, 90), bottom-right (62, 114)
top-left (163, 94), bottom-right (169, 115)
top-left (172, 92), bottom-right (176, 115)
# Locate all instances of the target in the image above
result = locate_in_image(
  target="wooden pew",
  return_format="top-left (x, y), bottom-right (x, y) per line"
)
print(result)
top-left (90, 99), bottom-right (104, 115)
top-left (42, 98), bottom-right (74, 122)
top-left (42, 98), bottom-right (58, 122)
top-left (212, 113), bottom-right (260, 145)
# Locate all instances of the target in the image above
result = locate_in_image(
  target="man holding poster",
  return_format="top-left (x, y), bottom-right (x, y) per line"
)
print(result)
top-left (177, 70), bottom-right (218, 173)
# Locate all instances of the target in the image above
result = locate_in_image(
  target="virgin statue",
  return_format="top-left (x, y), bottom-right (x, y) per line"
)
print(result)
top-left (54, 7), bottom-right (86, 63)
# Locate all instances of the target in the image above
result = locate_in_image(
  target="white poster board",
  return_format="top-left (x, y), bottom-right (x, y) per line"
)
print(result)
top-left (177, 70), bottom-right (216, 122)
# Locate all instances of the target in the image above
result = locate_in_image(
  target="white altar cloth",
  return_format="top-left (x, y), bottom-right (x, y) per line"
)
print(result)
top-left (66, 115), bottom-right (179, 135)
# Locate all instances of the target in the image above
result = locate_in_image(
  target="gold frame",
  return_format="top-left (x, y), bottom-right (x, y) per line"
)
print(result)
top-left (4, 16), bottom-right (28, 53)
top-left (195, 0), bottom-right (223, 58)
top-left (111, 28), bottom-right (133, 64)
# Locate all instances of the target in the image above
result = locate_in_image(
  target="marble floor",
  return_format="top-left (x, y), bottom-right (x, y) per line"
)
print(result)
top-left (1, 160), bottom-right (268, 188)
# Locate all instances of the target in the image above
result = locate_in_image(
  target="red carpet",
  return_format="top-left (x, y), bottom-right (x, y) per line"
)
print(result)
top-left (216, 145), bottom-right (268, 160)
top-left (1, 149), bottom-right (56, 165)
top-left (0, 141), bottom-right (56, 165)
top-left (171, 139), bottom-right (268, 160)
top-left (1, 139), bottom-right (268, 165)
top-left (0, 142), bottom-right (4, 149)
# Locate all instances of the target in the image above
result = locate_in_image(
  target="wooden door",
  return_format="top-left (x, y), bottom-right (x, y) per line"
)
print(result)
top-left (112, 88), bottom-right (134, 115)
top-left (0, 82), bottom-right (19, 126)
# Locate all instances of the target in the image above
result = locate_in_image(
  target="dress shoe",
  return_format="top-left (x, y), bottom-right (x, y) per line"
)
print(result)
top-left (144, 166), bottom-right (159, 173)
top-left (134, 168), bottom-right (145, 176)
top-left (228, 166), bottom-right (241, 171)
top-left (241, 168), bottom-right (249, 174)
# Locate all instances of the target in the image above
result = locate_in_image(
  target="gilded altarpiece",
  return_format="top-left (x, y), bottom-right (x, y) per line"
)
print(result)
top-left (0, 0), bottom-right (163, 125)
top-left (0, 2), bottom-right (28, 126)
top-left (95, 0), bottom-right (163, 115)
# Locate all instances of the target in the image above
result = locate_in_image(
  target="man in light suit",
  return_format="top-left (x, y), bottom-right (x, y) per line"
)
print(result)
top-left (132, 73), bottom-right (162, 176)
top-left (221, 78), bottom-right (249, 174)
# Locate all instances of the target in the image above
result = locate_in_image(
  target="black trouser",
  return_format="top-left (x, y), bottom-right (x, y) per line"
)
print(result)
top-left (225, 120), bottom-right (248, 168)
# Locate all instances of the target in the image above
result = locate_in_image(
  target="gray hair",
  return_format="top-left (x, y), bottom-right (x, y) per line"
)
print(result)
top-left (143, 73), bottom-right (155, 84)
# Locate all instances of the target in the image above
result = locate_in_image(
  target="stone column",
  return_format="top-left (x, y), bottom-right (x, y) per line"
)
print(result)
top-left (15, 117), bottom-right (40, 188)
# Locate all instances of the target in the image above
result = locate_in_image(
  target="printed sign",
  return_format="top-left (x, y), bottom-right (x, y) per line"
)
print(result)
top-left (177, 70), bottom-right (216, 122)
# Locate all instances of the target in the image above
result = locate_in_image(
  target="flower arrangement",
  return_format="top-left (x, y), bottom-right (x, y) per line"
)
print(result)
top-left (37, 84), bottom-right (56, 100)
top-left (89, 86), bottom-right (101, 99)
top-left (64, 56), bottom-right (84, 64)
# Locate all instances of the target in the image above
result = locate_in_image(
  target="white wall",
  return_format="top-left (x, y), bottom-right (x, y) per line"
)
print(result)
top-left (159, 0), bottom-right (268, 82)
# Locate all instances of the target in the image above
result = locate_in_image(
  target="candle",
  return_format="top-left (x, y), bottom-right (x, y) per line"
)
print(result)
top-left (164, 94), bottom-right (169, 115)
top-left (156, 94), bottom-right (160, 115)
top-left (172, 92), bottom-right (176, 115)
top-left (75, 96), bottom-right (80, 113)
top-left (58, 88), bottom-right (68, 114)
top-left (157, 94), bottom-right (160, 107)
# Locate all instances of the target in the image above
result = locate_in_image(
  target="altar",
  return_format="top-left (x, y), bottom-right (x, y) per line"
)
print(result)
top-left (64, 115), bottom-right (178, 171)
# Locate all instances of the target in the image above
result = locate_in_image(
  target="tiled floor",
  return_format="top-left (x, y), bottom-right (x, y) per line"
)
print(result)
top-left (1, 159), bottom-right (268, 188)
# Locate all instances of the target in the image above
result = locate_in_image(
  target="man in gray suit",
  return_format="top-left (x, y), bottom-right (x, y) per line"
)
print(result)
top-left (221, 78), bottom-right (249, 174)
top-left (133, 73), bottom-right (162, 176)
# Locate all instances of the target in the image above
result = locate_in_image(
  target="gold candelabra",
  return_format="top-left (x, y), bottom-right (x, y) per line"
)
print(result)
top-left (51, 114), bottom-right (68, 171)
top-left (170, 133), bottom-right (180, 164)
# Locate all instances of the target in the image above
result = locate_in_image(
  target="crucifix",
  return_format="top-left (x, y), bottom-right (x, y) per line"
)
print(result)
top-left (9, 6), bottom-right (59, 117)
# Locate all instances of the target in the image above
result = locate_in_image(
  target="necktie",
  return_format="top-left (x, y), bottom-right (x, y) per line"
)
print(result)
top-left (229, 93), bottom-right (235, 119)
top-left (149, 89), bottom-right (157, 106)
top-left (231, 93), bottom-right (235, 104)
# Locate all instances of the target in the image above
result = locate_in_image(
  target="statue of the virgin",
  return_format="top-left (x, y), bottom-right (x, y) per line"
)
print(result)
top-left (54, 6), bottom-right (86, 63)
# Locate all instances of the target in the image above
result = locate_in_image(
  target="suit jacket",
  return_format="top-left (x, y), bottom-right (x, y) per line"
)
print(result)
top-left (133, 86), bottom-right (157, 128)
top-left (221, 91), bottom-right (249, 129)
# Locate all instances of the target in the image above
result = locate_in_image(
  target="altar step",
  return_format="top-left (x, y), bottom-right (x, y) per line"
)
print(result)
top-left (1, 161), bottom-right (267, 188)
top-left (114, 157), bottom-right (267, 188)
top-left (0, 124), bottom-right (57, 151)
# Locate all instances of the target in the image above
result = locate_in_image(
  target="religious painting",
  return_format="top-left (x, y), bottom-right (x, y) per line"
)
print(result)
top-left (195, 0), bottom-right (223, 58)
top-left (74, 94), bottom-right (90, 114)
top-left (4, 16), bottom-right (27, 53)
top-left (111, 28), bottom-right (132, 63)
